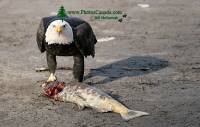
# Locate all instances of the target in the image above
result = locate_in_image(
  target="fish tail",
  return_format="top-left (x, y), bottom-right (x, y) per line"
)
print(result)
top-left (107, 99), bottom-right (129, 114)
top-left (121, 110), bottom-right (149, 121)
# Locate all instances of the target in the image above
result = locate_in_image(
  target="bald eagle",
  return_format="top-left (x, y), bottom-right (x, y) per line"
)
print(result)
top-left (36, 16), bottom-right (97, 82)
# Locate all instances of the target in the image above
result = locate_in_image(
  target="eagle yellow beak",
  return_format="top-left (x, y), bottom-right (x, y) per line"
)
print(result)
top-left (55, 25), bottom-right (62, 33)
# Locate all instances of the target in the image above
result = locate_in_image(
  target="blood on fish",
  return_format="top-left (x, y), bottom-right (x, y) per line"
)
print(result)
top-left (43, 81), bottom-right (65, 98)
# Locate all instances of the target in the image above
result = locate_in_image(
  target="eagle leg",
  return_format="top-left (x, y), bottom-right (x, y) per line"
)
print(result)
top-left (73, 54), bottom-right (84, 82)
top-left (46, 52), bottom-right (57, 82)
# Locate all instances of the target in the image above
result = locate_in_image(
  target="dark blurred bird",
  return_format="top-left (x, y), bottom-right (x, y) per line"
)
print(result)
top-left (118, 18), bottom-right (123, 22)
top-left (122, 13), bottom-right (127, 18)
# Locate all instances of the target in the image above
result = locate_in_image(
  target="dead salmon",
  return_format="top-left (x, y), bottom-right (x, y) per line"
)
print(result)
top-left (42, 81), bottom-right (149, 121)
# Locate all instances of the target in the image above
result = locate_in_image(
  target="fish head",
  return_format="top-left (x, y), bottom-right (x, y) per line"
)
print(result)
top-left (43, 81), bottom-right (66, 98)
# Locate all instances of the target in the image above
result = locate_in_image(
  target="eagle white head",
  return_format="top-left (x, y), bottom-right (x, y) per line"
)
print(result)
top-left (45, 20), bottom-right (74, 45)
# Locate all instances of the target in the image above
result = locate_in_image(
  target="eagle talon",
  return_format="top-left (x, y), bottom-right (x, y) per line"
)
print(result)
top-left (47, 73), bottom-right (57, 82)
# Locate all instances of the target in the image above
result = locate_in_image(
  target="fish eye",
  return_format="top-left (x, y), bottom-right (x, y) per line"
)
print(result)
top-left (63, 25), bottom-right (66, 28)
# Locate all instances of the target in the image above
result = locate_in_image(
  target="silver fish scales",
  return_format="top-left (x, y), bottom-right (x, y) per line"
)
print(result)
top-left (43, 81), bottom-right (149, 121)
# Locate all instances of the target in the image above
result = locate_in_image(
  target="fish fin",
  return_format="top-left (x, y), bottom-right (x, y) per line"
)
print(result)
top-left (72, 103), bottom-right (85, 111)
top-left (95, 107), bottom-right (111, 112)
top-left (121, 110), bottom-right (149, 121)
top-left (77, 104), bottom-right (85, 111)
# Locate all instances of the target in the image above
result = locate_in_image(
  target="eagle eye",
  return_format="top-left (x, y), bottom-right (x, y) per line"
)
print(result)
top-left (53, 25), bottom-right (56, 28)
top-left (63, 25), bottom-right (66, 28)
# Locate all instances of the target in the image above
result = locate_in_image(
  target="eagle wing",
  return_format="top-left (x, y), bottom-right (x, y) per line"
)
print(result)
top-left (36, 19), bottom-right (46, 53)
top-left (74, 22), bottom-right (97, 57)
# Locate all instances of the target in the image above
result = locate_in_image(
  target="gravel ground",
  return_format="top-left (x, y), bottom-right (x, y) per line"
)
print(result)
top-left (0, 0), bottom-right (200, 127)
